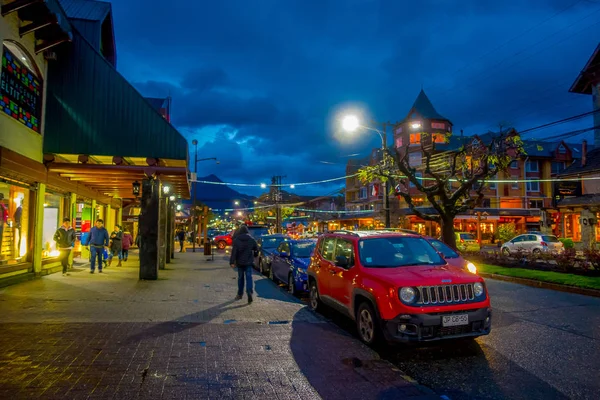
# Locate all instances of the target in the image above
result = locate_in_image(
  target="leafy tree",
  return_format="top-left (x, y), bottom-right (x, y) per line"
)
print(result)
top-left (497, 222), bottom-right (517, 243)
top-left (358, 129), bottom-right (524, 249)
top-left (281, 207), bottom-right (295, 220)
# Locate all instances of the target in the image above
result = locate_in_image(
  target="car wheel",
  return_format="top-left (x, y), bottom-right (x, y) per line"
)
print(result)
top-left (502, 247), bottom-right (510, 256)
top-left (259, 260), bottom-right (265, 275)
top-left (308, 280), bottom-right (321, 312)
top-left (356, 302), bottom-right (380, 346)
top-left (269, 264), bottom-right (275, 282)
top-left (532, 248), bottom-right (541, 257)
top-left (288, 273), bottom-right (296, 296)
top-left (217, 241), bottom-right (226, 249)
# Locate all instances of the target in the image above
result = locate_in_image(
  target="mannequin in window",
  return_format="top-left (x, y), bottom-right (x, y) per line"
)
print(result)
top-left (13, 200), bottom-right (22, 255)
top-left (0, 194), bottom-right (7, 257)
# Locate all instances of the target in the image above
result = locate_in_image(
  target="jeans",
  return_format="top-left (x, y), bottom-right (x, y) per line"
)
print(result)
top-left (237, 265), bottom-right (253, 296)
top-left (109, 250), bottom-right (122, 260)
top-left (90, 246), bottom-right (104, 271)
top-left (122, 249), bottom-right (129, 260)
top-left (59, 249), bottom-right (71, 274)
top-left (179, 240), bottom-right (184, 252)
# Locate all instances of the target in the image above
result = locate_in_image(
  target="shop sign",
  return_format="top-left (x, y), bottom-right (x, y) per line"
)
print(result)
top-left (123, 216), bottom-right (138, 222)
top-left (0, 47), bottom-right (42, 132)
top-left (553, 181), bottom-right (582, 206)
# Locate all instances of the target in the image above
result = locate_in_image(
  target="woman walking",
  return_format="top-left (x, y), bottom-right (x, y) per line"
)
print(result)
top-left (121, 229), bottom-right (133, 262)
top-left (108, 225), bottom-right (123, 267)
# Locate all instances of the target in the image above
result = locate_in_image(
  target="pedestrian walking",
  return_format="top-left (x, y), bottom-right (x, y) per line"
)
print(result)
top-left (53, 217), bottom-right (76, 276)
top-left (229, 224), bottom-right (258, 303)
top-left (83, 219), bottom-right (109, 274)
top-left (177, 228), bottom-right (185, 252)
top-left (121, 229), bottom-right (133, 262)
top-left (108, 225), bottom-right (123, 267)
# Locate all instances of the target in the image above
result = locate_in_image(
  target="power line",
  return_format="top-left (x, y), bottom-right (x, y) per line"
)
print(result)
top-left (519, 109), bottom-right (600, 135)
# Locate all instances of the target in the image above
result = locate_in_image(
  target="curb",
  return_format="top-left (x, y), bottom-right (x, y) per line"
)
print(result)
top-left (480, 272), bottom-right (600, 298)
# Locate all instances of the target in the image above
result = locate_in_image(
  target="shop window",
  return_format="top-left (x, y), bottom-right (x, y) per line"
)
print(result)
top-left (41, 192), bottom-right (65, 258)
top-left (410, 133), bottom-right (421, 145)
top-left (1, 41), bottom-right (43, 133)
top-left (526, 161), bottom-right (539, 172)
top-left (526, 181), bottom-right (540, 192)
top-left (0, 181), bottom-right (30, 264)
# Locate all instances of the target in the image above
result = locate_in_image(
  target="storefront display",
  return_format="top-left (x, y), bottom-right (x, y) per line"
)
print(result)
top-left (41, 192), bottom-right (64, 258)
top-left (0, 181), bottom-right (30, 264)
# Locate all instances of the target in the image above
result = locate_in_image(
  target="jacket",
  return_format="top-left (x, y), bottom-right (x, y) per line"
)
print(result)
top-left (121, 233), bottom-right (133, 250)
top-left (54, 226), bottom-right (76, 249)
top-left (229, 233), bottom-right (258, 267)
top-left (109, 231), bottom-right (123, 252)
top-left (177, 230), bottom-right (185, 241)
top-left (84, 227), bottom-right (109, 247)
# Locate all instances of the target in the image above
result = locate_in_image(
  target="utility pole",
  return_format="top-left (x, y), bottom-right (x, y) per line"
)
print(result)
top-left (271, 175), bottom-right (286, 233)
top-left (373, 120), bottom-right (393, 228)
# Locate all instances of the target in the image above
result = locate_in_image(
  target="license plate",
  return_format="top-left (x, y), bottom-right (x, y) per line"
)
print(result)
top-left (442, 314), bottom-right (469, 327)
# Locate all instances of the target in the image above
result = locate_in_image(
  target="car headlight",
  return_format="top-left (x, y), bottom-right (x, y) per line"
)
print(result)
top-left (473, 282), bottom-right (484, 297)
top-left (466, 262), bottom-right (477, 274)
top-left (399, 287), bottom-right (417, 304)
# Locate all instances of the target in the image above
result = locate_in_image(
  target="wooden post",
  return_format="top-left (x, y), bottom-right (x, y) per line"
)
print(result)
top-left (203, 206), bottom-right (211, 255)
top-left (477, 212), bottom-right (482, 248)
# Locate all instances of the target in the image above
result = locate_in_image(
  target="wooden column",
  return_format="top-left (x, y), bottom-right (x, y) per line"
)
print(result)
top-left (32, 183), bottom-right (46, 275)
top-left (139, 178), bottom-right (159, 280)
top-left (158, 192), bottom-right (167, 270)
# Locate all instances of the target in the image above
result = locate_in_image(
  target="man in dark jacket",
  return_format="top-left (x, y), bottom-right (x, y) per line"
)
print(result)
top-left (177, 229), bottom-right (185, 252)
top-left (229, 224), bottom-right (258, 303)
top-left (53, 217), bottom-right (76, 276)
top-left (83, 219), bottom-right (109, 274)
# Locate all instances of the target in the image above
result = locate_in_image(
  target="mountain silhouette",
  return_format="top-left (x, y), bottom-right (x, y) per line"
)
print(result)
top-left (184, 174), bottom-right (255, 211)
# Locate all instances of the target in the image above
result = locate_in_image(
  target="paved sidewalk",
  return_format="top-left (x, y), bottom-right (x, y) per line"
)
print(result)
top-left (0, 251), bottom-right (440, 399)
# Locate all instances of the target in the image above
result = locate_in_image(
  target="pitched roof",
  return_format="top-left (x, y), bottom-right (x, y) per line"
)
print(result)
top-left (570, 43), bottom-right (600, 94)
top-left (58, 0), bottom-right (111, 22)
top-left (401, 89), bottom-right (450, 123)
top-left (560, 147), bottom-right (600, 176)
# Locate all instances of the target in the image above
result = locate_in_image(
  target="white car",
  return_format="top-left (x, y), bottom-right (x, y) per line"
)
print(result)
top-left (501, 233), bottom-right (564, 256)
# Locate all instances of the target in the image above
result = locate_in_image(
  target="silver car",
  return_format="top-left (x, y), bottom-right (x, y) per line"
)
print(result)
top-left (501, 233), bottom-right (564, 256)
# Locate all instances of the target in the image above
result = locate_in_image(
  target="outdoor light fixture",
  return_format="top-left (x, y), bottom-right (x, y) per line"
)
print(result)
top-left (234, 201), bottom-right (239, 206)
top-left (169, 195), bottom-right (176, 201)
top-left (237, 211), bottom-right (243, 216)
top-left (163, 185), bottom-right (171, 195)
top-left (290, 184), bottom-right (296, 189)
top-left (411, 122), bottom-right (422, 129)
top-left (260, 183), bottom-right (267, 189)
top-left (342, 115), bottom-right (360, 132)
top-left (176, 204), bottom-right (182, 211)
top-left (132, 181), bottom-right (141, 196)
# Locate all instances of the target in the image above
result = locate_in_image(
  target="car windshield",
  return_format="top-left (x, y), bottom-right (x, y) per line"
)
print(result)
top-left (292, 242), bottom-right (315, 258)
top-left (261, 237), bottom-right (285, 249)
top-left (429, 239), bottom-right (459, 259)
top-left (542, 235), bottom-right (560, 243)
top-left (248, 227), bottom-right (269, 238)
top-left (359, 237), bottom-right (445, 268)
top-left (460, 233), bottom-right (476, 241)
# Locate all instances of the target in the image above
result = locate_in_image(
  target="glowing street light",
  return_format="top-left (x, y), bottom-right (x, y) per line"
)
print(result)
top-left (342, 115), bottom-right (360, 132)
top-left (290, 184), bottom-right (295, 189)
top-left (234, 201), bottom-right (239, 206)
top-left (237, 211), bottom-right (243, 216)
top-left (411, 122), bottom-right (422, 130)
top-left (163, 185), bottom-right (170, 195)
top-left (169, 195), bottom-right (176, 201)
top-left (260, 183), bottom-right (267, 189)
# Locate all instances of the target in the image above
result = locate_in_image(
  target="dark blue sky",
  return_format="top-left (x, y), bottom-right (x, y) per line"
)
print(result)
top-left (111, 0), bottom-right (600, 196)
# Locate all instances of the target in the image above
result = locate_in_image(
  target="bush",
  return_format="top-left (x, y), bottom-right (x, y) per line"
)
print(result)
top-left (554, 249), bottom-right (577, 272)
top-left (497, 223), bottom-right (517, 244)
top-left (559, 238), bottom-right (574, 249)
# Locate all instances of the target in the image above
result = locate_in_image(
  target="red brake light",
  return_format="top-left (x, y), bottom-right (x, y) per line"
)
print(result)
top-left (541, 241), bottom-right (547, 246)
top-left (460, 238), bottom-right (465, 243)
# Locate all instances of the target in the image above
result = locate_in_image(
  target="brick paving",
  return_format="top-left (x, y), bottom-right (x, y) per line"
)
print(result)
top-left (0, 250), bottom-right (441, 399)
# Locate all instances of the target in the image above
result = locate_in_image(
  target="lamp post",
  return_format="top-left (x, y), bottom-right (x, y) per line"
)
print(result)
top-left (341, 115), bottom-right (393, 228)
top-left (190, 139), bottom-right (218, 253)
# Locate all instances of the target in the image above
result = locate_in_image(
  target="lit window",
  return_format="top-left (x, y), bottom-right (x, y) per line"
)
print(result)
top-left (433, 133), bottom-right (445, 143)
top-left (395, 137), bottom-right (403, 148)
top-left (410, 133), bottom-right (421, 144)
top-left (431, 122), bottom-right (445, 129)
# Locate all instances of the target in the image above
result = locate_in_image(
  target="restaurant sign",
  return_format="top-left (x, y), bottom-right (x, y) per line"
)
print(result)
top-left (0, 46), bottom-right (42, 132)
top-left (552, 181), bottom-right (582, 207)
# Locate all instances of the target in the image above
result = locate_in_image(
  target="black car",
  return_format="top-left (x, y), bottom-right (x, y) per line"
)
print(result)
top-left (255, 234), bottom-right (287, 274)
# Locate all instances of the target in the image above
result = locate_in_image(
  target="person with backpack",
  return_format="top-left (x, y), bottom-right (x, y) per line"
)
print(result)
top-left (229, 224), bottom-right (259, 304)
top-left (53, 217), bottom-right (76, 276)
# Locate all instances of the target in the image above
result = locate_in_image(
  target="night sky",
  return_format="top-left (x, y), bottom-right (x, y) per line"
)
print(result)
top-left (110, 0), bottom-right (600, 196)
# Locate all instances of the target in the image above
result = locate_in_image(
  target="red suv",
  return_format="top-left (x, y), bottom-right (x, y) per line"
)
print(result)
top-left (307, 231), bottom-right (491, 345)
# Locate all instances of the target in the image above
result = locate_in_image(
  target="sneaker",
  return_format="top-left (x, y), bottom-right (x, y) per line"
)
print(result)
top-left (234, 295), bottom-right (242, 301)
top-left (248, 294), bottom-right (253, 304)
top-left (99, 270), bottom-right (103, 273)
top-left (90, 270), bottom-right (94, 274)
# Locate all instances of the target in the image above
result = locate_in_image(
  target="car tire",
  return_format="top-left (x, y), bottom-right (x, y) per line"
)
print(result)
top-left (269, 264), bottom-right (275, 282)
top-left (259, 260), bottom-right (265, 275)
top-left (532, 248), bottom-right (541, 257)
top-left (217, 241), bottom-right (226, 249)
top-left (288, 273), bottom-right (296, 296)
top-left (356, 302), bottom-right (380, 346)
top-left (308, 280), bottom-right (321, 312)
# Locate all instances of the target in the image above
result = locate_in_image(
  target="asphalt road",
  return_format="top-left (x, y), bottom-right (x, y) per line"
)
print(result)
top-left (314, 279), bottom-right (600, 400)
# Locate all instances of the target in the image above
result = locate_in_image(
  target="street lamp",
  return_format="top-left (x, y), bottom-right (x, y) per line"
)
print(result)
top-left (169, 195), bottom-right (175, 201)
top-left (290, 184), bottom-right (295, 189)
top-left (260, 183), bottom-right (267, 189)
top-left (341, 114), bottom-right (391, 228)
top-left (234, 201), bottom-right (239, 206)
top-left (132, 181), bottom-right (141, 197)
top-left (190, 139), bottom-right (218, 252)
top-left (163, 185), bottom-right (171, 195)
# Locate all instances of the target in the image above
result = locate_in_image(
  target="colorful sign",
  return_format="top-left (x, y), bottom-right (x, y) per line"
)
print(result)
top-left (0, 46), bottom-right (42, 132)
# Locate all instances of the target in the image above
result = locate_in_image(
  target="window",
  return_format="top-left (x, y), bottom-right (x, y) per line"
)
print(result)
top-left (0, 181), bottom-right (30, 264)
top-left (510, 161), bottom-right (518, 169)
top-left (511, 177), bottom-right (519, 189)
top-left (409, 151), bottom-right (422, 167)
top-left (395, 126), bottom-right (403, 134)
top-left (526, 181), bottom-right (540, 192)
top-left (489, 175), bottom-right (497, 190)
top-left (1, 41), bottom-right (43, 133)
top-left (292, 242), bottom-right (315, 258)
top-left (409, 133), bottom-right (421, 144)
top-left (335, 239), bottom-right (354, 265)
top-left (431, 133), bottom-right (445, 143)
top-left (482, 198), bottom-right (491, 208)
top-left (42, 192), bottom-right (65, 259)
top-left (526, 161), bottom-right (539, 172)
top-left (358, 237), bottom-right (445, 268)
top-left (320, 238), bottom-right (336, 261)
top-left (529, 200), bottom-right (543, 209)
top-left (558, 144), bottom-right (566, 154)
top-left (431, 122), bottom-right (445, 129)
top-left (278, 242), bottom-right (290, 254)
top-left (429, 239), bottom-right (459, 259)
top-left (410, 172), bottom-right (423, 188)
top-left (395, 136), bottom-right (403, 148)
top-left (359, 187), bottom-right (367, 199)
top-left (551, 161), bottom-right (565, 175)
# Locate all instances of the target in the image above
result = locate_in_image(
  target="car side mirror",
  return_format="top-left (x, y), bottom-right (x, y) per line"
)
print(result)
top-left (335, 255), bottom-right (350, 268)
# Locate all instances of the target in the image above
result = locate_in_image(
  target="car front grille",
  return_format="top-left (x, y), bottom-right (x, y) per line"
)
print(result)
top-left (416, 284), bottom-right (476, 305)
top-left (438, 325), bottom-right (473, 336)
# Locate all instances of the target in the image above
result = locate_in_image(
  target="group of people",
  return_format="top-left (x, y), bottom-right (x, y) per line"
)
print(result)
top-left (53, 218), bottom-right (134, 275)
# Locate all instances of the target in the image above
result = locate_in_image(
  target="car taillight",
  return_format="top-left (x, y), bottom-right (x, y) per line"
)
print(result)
top-left (541, 241), bottom-right (547, 247)
top-left (461, 238), bottom-right (465, 243)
